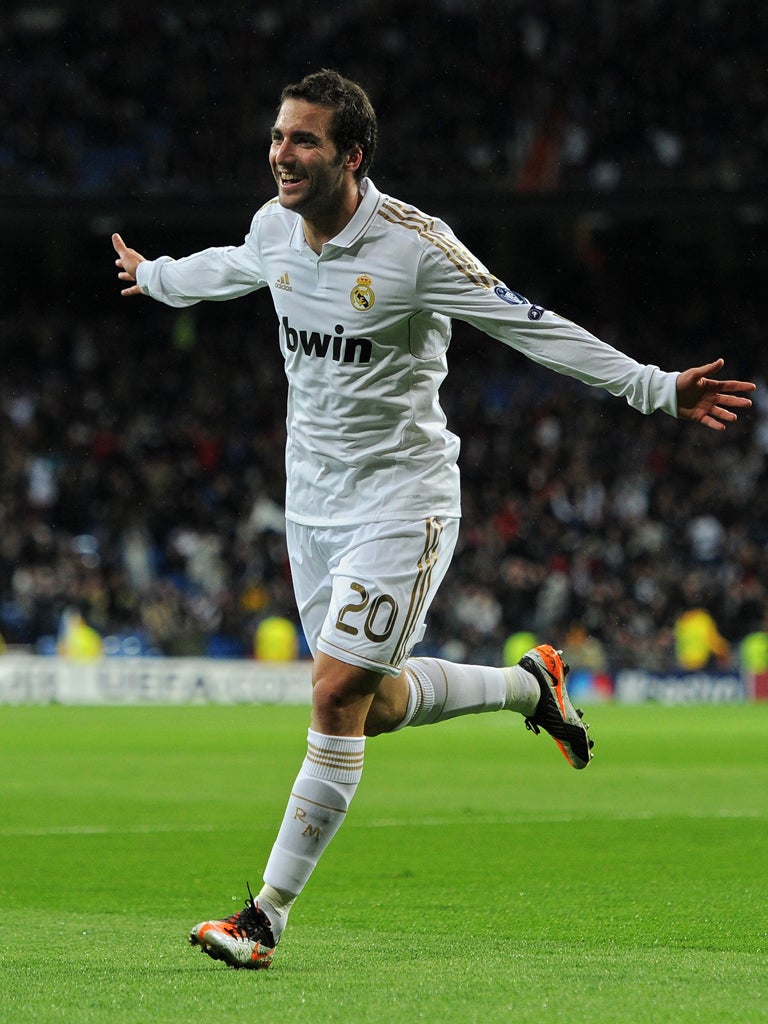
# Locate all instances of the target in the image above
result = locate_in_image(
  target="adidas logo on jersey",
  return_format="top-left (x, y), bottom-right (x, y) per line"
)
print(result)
top-left (275, 272), bottom-right (292, 291)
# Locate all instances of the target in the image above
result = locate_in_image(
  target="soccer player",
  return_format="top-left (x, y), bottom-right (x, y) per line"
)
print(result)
top-left (112, 69), bottom-right (755, 970)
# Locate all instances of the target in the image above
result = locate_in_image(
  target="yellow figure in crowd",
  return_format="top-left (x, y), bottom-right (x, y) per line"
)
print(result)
top-left (674, 608), bottom-right (730, 671)
top-left (58, 610), bottom-right (103, 661)
top-left (255, 616), bottom-right (299, 662)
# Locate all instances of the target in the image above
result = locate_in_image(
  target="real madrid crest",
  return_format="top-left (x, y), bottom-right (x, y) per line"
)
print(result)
top-left (350, 275), bottom-right (375, 312)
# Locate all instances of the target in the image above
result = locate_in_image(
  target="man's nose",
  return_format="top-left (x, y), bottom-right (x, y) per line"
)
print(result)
top-left (273, 138), bottom-right (294, 163)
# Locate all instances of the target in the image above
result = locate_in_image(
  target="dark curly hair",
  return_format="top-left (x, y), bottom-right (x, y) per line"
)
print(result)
top-left (279, 69), bottom-right (378, 180)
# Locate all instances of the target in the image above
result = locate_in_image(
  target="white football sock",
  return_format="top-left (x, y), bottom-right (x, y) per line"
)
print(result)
top-left (503, 663), bottom-right (541, 716)
top-left (396, 657), bottom-right (540, 729)
top-left (259, 729), bottom-right (365, 939)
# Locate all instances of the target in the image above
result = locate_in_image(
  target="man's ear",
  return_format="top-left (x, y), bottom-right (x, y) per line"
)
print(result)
top-left (345, 145), bottom-right (363, 173)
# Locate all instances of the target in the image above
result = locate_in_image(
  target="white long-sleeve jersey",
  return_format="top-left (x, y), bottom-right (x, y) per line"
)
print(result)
top-left (136, 178), bottom-right (679, 527)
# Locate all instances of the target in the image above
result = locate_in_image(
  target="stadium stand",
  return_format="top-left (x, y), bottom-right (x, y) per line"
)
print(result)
top-left (0, 1), bottom-right (765, 670)
top-left (0, 1), bottom-right (765, 196)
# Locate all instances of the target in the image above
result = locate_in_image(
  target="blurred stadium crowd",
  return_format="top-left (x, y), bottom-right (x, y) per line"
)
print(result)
top-left (1, 0), bottom-right (766, 196)
top-left (0, 0), bottom-right (766, 671)
top-left (1, 294), bottom-right (765, 670)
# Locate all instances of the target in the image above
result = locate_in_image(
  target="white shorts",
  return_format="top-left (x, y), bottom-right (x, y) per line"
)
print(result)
top-left (286, 516), bottom-right (460, 677)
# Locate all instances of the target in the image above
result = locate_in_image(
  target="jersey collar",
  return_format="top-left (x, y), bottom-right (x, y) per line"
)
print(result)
top-left (288, 178), bottom-right (382, 255)
top-left (326, 177), bottom-right (381, 250)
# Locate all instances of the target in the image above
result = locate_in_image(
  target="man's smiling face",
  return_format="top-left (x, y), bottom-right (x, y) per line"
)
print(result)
top-left (269, 99), bottom-right (349, 220)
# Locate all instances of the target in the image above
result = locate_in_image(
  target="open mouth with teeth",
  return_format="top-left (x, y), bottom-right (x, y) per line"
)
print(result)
top-left (279, 172), bottom-right (305, 189)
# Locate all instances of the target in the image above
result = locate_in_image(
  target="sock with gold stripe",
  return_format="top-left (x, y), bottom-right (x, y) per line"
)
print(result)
top-left (258, 729), bottom-right (365, 938)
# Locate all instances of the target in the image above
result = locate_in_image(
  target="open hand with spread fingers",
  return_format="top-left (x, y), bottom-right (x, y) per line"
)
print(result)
top-left (676, 358), bottom-right (756, 430)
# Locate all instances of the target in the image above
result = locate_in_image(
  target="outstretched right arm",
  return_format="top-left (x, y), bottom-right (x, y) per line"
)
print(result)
top-left (111, 229), bottom-right (268, 307)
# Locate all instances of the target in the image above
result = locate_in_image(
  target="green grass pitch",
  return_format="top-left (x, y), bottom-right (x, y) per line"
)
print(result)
top-left (1, 701), bottom-right (766, 1023)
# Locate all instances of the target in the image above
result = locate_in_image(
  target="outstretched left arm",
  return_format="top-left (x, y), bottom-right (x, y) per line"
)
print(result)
top-left (676, 358), bottom-right (756, 431)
